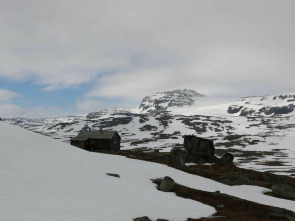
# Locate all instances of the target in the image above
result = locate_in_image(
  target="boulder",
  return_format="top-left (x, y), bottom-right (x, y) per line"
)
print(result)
top-left (220, 153), bottom-right (234, 165)
top-left (183, 135), bottom-right (215, 164)
top-left (184, 135), bottom-right (215, 158)
top-left (106, 173), bottom-right (120, 178)
top-left (159, 176), bottom-right (175, 192)
top-left (133, 216), bottom-right (152, 221)
top-left (127, 154), bottom-right (136, 159)
top-left (170, 147), bottom-right (186, 166)
top-left (272, 183), bottom-right (295, 200)
top-left (161, 148), bottom-right (186, 166)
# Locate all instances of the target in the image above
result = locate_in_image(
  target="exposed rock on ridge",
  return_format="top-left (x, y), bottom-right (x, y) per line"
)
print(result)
top-left (139, 89), bottom-right (205, 113)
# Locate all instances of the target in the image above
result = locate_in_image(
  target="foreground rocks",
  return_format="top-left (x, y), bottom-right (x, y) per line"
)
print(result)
top-left (103, 150), bottom-right (295, 220)
top-left (159, 176), bottom-right (175, 192)
top-left (272, 183), bottom-right (295, 200)
top-left (162, 135), bottom-right (234, 166)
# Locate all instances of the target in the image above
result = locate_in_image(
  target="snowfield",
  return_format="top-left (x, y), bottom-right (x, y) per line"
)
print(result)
top-left (1, 122), bottom-right (295, 221)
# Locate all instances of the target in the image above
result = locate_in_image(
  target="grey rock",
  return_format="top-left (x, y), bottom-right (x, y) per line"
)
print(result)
top-left (161, 148), bottom-right (186, 166)
top-left (170, 147), bottom-right (186, 166)
top-left (159, 176), bottom-right (175, 192)
top-left (106, 173), bottom-right (120, 178)
top-left (183, 135), bottom-right (215, 164)
top-left (220, 153), bottom-right (234, 165)
top-left (127, 154), bottom-right (136, 159)
top-left (157, 219), bottom-right (169, 221)
top-left (133, 216), bottom-right (152, 221)
top-left (214, 153), bottom-right (234, 166)
top-left (272, 183), bottom-right (295, 200)
top-left (212, 190), bottom-right (221, 196)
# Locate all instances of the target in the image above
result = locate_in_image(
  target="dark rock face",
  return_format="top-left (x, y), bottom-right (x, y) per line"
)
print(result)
top-left (139, 124), bottom-right (158, 131)
top-left (227, 105), bottom-right (243, 114)
top-left (239, 108), bottom-right (255, 116)
top-left (184, 135), bottom-right (215, 161)
top-left (133, 216), bottom-right (152, 221)
top-left (100, 117), bottom-right (133, 127)
top-left (159, 176), bottom-right (175, 192)
top-left (265, 106), bottom-right (294, 115)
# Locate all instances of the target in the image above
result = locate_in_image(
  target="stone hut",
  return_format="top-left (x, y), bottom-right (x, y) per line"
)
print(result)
top-left (71, 130), bottom-right (121, 151)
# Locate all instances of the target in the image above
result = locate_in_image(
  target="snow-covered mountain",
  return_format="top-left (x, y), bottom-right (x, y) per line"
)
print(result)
top-left (139, 89), bottom-right (205, 113)
top-left (227, 92), bottom-right (295, 117)
top-left (5, 90), bottom-right (295, 176)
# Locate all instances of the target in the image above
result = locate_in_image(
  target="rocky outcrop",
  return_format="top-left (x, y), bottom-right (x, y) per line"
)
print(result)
top-left (227, 105), bottom-right (243, 114)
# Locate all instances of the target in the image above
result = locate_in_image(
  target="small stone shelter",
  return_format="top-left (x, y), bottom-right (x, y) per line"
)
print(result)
top-left (71, 130), bottom-right (121, 151)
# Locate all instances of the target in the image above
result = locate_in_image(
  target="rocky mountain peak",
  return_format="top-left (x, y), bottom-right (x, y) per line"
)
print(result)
top-left (139, 89), bottom-right (205, 113)
top-left (228, 92), bottom-right (295, 116)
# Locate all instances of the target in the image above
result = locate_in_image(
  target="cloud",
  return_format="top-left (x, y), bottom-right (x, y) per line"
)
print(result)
top-left (0, 0), bottom-right (295, 112)
top-left (0, 103), bottom-right (24, 118)
top-left (0, 89), bottom-right (23, 118)
top-left (0, 88), bottom-right (68, 118)
top-left (87, 47), bottom-right (295, 103)
top-left (75, 98), bottom-right (103, 112)
top-left (0, 89), bottom-right (21, 102)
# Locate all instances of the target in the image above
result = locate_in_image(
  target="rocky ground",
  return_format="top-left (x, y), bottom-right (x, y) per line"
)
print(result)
top-left (105, 149), bottom-right (295, 221)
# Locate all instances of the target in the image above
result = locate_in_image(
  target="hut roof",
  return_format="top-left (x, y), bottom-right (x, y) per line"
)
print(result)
top-left (71, 130), bottom-right (120, 141)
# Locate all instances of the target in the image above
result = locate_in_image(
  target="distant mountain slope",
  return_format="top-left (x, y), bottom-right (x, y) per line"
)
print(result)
top-left (139, 89), bottom-right (205, 113)
top-left (227, 92), bottom-right (295, 116)
top-left (5, 90), bottom-right (295, 176)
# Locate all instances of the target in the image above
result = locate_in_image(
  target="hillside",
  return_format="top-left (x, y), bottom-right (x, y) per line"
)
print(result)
top-left (1, 121), bottom-right (295, 220)
top-left (5, 90), bottom-right (295, 176)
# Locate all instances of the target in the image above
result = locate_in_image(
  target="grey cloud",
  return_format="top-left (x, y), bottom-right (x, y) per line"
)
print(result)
top-left (0, 89), bottom-right (21, 102)
top-left (0, 0), bottom-right (294, 107)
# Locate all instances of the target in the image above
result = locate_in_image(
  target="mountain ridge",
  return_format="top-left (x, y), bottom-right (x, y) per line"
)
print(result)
top-left (5, 89), bottom-right (295, 176)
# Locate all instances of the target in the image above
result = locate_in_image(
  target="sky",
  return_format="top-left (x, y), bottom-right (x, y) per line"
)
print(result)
top-left (0, 0), bottom-right (295, 118)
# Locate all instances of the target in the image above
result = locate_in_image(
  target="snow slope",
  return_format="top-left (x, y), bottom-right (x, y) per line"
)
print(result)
top-left (1, 122), bottom-right (295, 221)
